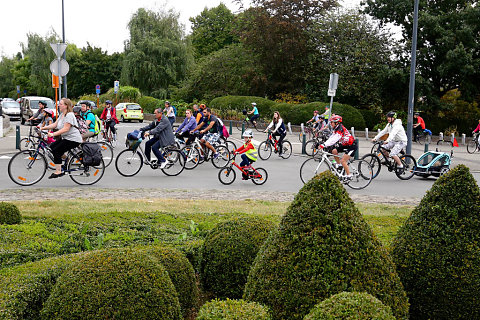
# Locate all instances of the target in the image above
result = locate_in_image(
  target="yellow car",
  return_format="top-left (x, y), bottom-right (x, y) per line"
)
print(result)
top-left (115, 102), bottom-right (144, 122)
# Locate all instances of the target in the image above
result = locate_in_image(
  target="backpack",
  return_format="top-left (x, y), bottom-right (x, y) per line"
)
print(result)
top-left (172, 105), bottom-right (178, 117)
top-left (76, 116), bottom-right (89, 134)
top-left (81, 142), bottom-right (102, 166)
top-left (216, 117), bottom-right (229, 138)
top-left (93, 115), bottom-right (101, 135)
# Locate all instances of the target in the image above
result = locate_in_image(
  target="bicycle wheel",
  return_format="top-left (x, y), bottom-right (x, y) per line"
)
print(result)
top-left (417, 133), bottom-right (426, 144)
top-left (346, 159), bottom-right (373, 190)
top-left (258, 141), bottom-right (272, 160)
top-left (370, 141), bottom-right (382, 154)
top-left (218, 166), bottom-right (236, 185)
top-left (115, 149), bottom-right (143, 177)
top-left (181, 146), bottom-right (200, 170)
top-left (467, 139), bottom-right (478, 154)
top-left (280, 140), bottom-right (292, 159)
top-left (211, 145), bottom-right (230, 168)
top-left (304, 139), bottom-right (319, 157)
top-left (251, 167), bottom-right (268, 185)
top-left (19, 138), bottom-right (36, 151)
top-left (8, 150), bottom-right (47, 186)
top-left (236, 120), bottom-right (249, 131)
top-left (395, 154), bottom-right (417, 180)
top-left (254, 119), bottom-right (265, 132)
top-left (109, 131), bottom-right (117, 148)
top-left (300, 157), bottom-right (330, 184)
top-left (97, 141), bottom-right (114, 167)
top-left (67, 155), bottom-right (105, 185)
top-left (360, 154), bottom-right (381, 179)
top-left (161, 149), bottom-right (185, 176)
top-left (225, 140), bottom-right (237, 152)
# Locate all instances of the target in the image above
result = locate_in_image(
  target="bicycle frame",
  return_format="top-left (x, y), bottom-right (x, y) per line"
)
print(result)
top-left (228, 156), bottom-right (262, 179)
top-left (265, 132), bottom-right (282, 152)
top-left (311, 150), bottom-right (343, 178)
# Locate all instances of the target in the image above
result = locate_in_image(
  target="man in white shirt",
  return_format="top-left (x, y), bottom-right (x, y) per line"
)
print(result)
top-left (372, 111), bottom-right (407, 169)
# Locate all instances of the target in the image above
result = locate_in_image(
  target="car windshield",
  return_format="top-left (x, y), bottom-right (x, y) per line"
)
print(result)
top-left (31, 99), bottom-right (54, 109)
top-left (126, 104), bottom-right (141, 110)
top-left (2, 101), bottom-right (20, 109)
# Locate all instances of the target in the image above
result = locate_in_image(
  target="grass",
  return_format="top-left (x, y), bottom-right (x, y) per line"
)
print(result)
top-left (0, 199), bottom-right (413, 270)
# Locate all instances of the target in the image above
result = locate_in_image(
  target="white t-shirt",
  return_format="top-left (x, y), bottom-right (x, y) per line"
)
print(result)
top-left (57, 112), bottom-right (83, 143)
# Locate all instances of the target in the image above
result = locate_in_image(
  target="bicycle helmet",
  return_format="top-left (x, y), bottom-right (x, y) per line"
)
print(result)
top-left (44, 109), bottom-right (54, 116)
top-left (73, 106), bottom-right (82, 114)
top-left (251, 102), bottom-right (257, 106)
top-left (414, 112), bottom-right (419, 116)
top-left (38, 101), bottom-right (47, 107)
top-left (165, 100), bottom-right (171, 105)
top-left (330, 115), bottom-right (342, 123)
top-left (386, 111), bottom-right (397, 119)
top-left (314, 110), bottom-right (319, 113)
top-left (243, 129), bottom-right (254, 138)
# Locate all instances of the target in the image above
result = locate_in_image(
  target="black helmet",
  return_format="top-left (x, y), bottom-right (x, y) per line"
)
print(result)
top-left (414, 112), bottom-right (419, 116)
top-left (73, 106), bottom-right (82, 114)
top-left (105, 100), bottom-right (112, 105)
top-left (386, 111), bottom-right (397, 119)
top-left (38, 101), bottom-right (47, 107)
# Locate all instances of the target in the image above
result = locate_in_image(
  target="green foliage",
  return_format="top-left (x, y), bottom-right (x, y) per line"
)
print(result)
top-left (392, 164), bottom-right (480, 319)
top-left (209, 96), bottom-right (277, 120)
top-left (178, 239), bottom-right (204, 273)
top-left (200, 217), bottom-right (275, 299)
top-left (40, 248), bottom-right (182, 320)
top-left (358, 109), bottom-right (382, 130)
top-left (138, 95), bottom-right (162, 113)
top-left (304, 292), bottom-right (395, 320)
top-left (0, 202), bottom-right (21, 225)
top-left (243, 171), bottom-right (409, 320)
top-left (197, 298), bottom-right (272, 320)
top-left (0, 56), bottom-right (16, 98)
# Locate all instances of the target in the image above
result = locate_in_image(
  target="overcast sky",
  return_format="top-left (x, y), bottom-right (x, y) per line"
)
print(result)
top-left (0, 0), bottom-right (362, 57)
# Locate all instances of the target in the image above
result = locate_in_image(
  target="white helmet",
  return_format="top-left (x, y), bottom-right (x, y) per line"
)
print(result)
top-left (243, 129), bottom-right (253, 138)
top-left (251, 102), bottom-right (257, 106)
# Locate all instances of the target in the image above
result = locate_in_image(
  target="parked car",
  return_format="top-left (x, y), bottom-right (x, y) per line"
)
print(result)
top-left (19, 96), bottom-right (55, 124)
top-left (115, 102), bottom-right (144, 122)
top-left (1, 100), bottom-right (21, 120)
top-left (76, 100), bottom-right (97, 109)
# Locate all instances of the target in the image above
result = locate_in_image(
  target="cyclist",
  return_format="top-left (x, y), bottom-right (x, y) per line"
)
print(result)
top-left (413, 112), bottom-right (426, 141)
top-left (175, 109), bottom-right (197, 144)
top-left (194, 104), bottom-right (205, 124)
top-left (247, 102), bottom-right (260, 126)
top-left (265, 111), bottom-right (287, 156)
top-left (372, 111), bottom-right (407, 169)
top-left (40, 98), bottom-right (83, 179)
top-left (233, 129), bottom-right (258, 180)
top-left (306, 110), bottom-right (322, 129)
top-left (100, 100), bottom-right (118, 141)
top-left (191, 107), bottom-right (220, 160)
top-left (80, 101), bottom-right (96, 140)
top-left (320, 115), bottom-right (356, 178)
top-left (164, 101), bottom-right (176, 126)
top-left (28, 101), bottom-right (47, 125)
top-left (320, 106), bottom-right (330, 125)
top-left (140, 107), bottom-right (175, 169)
top-left (473, 119), bottom-right (480, 144)
top-left (39, 109), bottom-right (54, 127)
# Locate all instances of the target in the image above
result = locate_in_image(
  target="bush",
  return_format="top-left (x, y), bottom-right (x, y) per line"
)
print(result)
top-left (138, 95), bottom-right (162, 114)
top-left (177, 239), bottom-right (204, 273)
top-left (140, 246), bottom-right (199, 318)
top-left (358, 109), bottom-right (382, 130)
top-left (243, 171), bottom-right (408, 320)
top-left (304, 292), bottom-right (395, 320)
top-left (40, 248), bottom-right (181, 320)
top-left (392, 164), bottom-right (480, 319)
top-left (197, 298), bottom-right (271, 320)
top-left (209, 96), bottom-right (277, 120)
top-left (200, 217), bottom-right (275, 299)
top-left (0, 202), bottom-right (21, 225)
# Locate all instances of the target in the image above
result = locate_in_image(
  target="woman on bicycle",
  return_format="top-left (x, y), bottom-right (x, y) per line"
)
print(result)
top-left (265, 111), bottom-right (287, 156)
top-left (233, 129), bottom-right (257, 180)
top-left (306, 110), bottom-right (322, 130)
top-left (164, 101), bottom-right (176, 126)
top-left (40, 98), bottom-right (83, 179)
top-left (473, 119), bottom-right (480, 144)
top-left (100, 100), bottom-right (118, 141)
top-left (247, 102), bottom-right (260, 126)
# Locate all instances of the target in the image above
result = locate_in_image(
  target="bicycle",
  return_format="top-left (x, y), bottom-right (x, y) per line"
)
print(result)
top-left (361, 142), bottom-right (417, 180)
top-left (19, 125), bottom-right (42, 151)
top-left (179, 132), bottom-right (231, 170)
top-left (298, 122), bottom-right (316, 142)
top-left (467, 133), bottom-right (480, 153)
top-left (218, 153), bottom-right (268, 185)
top-left (304, 130), bottom-right (331, 157)
top-left (115, 137), bottom-right (185, 177)
top-left (236, 113), bottom-right (265, 132)
top-left (101, 120), bottom-right (117, 147)
top-left (8, 130), bottom-right (105, 186)
top-left (258, 130), bottom-right (292, 160)
top-left (413, 128), bottom-right (432, 144)
top-left (299, 148), bottom-right (373, 189)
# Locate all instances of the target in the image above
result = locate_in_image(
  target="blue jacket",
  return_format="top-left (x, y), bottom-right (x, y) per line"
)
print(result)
top-left (176, 116), bottom-right (197, 133)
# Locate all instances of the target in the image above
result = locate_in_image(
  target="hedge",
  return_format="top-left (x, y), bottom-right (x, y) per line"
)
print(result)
top-left (197, 299), bottom-right (271, 320)
top-left (304, 292), bottom-right (395, 320)
top-left (0, 202), bottom-right (21, 225)
top-left (200, 217), bottom-right (275, 299)
top-left (138, 96), bottom-right (163, 114)
top-left (40, 248), bottom-right (181, 320)
top-left (392, 164), bottom-right (480, 319)
top-left (209, 96), bottom-right (277, 119)
top-left (243, 171), bottom-right (409, 320)
top-left (177, 239), bottom-right (204, 273)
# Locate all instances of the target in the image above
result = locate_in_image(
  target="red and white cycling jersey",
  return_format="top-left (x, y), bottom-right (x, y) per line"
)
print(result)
top-left (324, 124), bottom-right (354, 147)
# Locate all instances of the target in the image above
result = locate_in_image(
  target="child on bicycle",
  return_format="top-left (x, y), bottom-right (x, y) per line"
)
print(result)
top-left (473, 119), bottom-right (480, 144)
top-left (233, 129), bottom-right (258, 180)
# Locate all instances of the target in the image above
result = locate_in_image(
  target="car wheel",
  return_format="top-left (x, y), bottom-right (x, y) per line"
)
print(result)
top-left (21, 117), bottom-right (25, 125)
top-left (121, 115), bottom-right (125, 123)
top-left (139, 120), bottom-right (143, 123)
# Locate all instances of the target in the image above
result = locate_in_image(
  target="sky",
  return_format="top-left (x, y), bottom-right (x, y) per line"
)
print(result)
top-left (0, 0), bottom-right (365, 58)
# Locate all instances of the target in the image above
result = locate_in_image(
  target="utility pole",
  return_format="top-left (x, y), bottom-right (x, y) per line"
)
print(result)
top-left (61, 0), bottom-right (67, 98)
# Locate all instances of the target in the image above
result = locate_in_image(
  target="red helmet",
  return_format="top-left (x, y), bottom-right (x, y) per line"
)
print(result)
top-left (313, 110), bottom-right (319, 113)
top-left (330, 115), bottom-right (342, 123)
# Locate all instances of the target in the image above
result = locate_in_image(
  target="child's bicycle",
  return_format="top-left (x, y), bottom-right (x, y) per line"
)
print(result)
top-left (258, 130), bottom-right (292, 160)
top-left (236, 110), bottom-right (265, 132)
top-left (218, 153), bottom-right (268, 185)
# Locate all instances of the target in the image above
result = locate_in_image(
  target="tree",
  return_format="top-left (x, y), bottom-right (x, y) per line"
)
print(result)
top-left (121, 8), bottom-right (191, 96)
top-left (189, 4), bottom-right (239, 60)
top-left (0, 56), bottom-right (16, 97)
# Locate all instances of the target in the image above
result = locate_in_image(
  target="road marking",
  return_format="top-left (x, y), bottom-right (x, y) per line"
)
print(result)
top-left (0, 156), bottom-right (12, 160)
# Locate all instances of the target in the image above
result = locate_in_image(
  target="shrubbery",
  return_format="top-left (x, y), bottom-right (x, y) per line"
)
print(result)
top-left (138, 95), bottom-right (162, 114)
top-left (200, 217), bottom-right (275, 299)
top-left (209, 96), bottom-right (277, 119)
top-left (392, 164), bottom-right (480, 319)
top-left (178, 239), bottom-right (204, 273)
top-left (244, 171), bottom-right (408, 320)
top-left (40, 248), bottom-right (181, 320)
top-left (0, 202), bottom-right (21, 225)
top-left (197, 298), bottom-right (271, 320)
top-left (304, 292), bottom-right (395, 320)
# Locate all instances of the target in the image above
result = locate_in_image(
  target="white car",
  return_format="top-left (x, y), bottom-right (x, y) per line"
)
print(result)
top-left (1, 100), bottom-right (21, 120)
top-left (19, 96), bottom-right (55, 124)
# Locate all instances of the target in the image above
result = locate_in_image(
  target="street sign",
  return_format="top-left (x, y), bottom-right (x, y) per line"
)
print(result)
top-left (328, 73), bottom-right (339, 90)
top-left (50, 59), bottom-right (69, 77)
top-left (16, 85), bottom-right (20, 94)
top-left (50, 43), bottom-right (67, 58)
top-left (96, 85), bottom-right (101, 94)
top-left (52, 74), bottom-right (59, 88)
top-left (114, 80), bottom-right (120, 94)
top-left (327, 88), bottom-right (336, 97)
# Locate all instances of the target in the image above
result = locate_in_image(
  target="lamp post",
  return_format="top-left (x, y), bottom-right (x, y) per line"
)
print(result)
top-left (61, 0), bottom-right (67, 98)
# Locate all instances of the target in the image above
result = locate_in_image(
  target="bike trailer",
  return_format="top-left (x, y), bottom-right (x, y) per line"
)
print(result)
top-left (126, 130), bottom-right (142, 150)
top-left (414, 150), bottom-right (452, 178)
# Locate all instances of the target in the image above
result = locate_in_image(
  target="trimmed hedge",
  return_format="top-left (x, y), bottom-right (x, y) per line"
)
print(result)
top-left (392, 164), bottom-right (480, 319)
top-left (0, 202), bottom-right (21, 225)
top-left (197, 298), bottom-right (271, 320)
top-left (200, 217), bottom-right (275, 299)
top-left (304, 292), bottom-right (395, 320)
top-left (209, 96), bottom-right (277, 119)
top-left (40, 248), bottom-right (181, 320)
top-left (138, 95), bottom-right (163, 114)
top-left (243, 171), bottom-right (408, 320)
top-left (358, 109), bottom-right (382, 130)
top-left (178, 239), bottom-right (204, 273)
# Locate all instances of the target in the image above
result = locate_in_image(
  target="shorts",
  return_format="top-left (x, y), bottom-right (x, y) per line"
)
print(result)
top-left (334, 141), bottom-right (357, 156)
top-left (383, 141), bottom-right (406, 157)
top-left (204, 133), bottom-right (220, 145)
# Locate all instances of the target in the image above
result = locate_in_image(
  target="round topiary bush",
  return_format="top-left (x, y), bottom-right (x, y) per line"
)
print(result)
top-left (304, 292), bottom-right (395, 320)
top-left (243, 171), bottom-right (408, 320)
top-left (0, 202), bottom-right (21, 225)
top-left (392, 164), bottom-right (480, 319)
top-left (200, 217), bottom-right (275, 299)
top-left (40, 248), bottom-right (181, 320)
top-left (197, 298), bottom-right (271, 320)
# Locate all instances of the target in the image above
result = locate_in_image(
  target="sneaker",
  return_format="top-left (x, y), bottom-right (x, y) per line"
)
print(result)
top-left (150, 159), bottom-right (158, 168)
top-left (48, 172), bottom-right (65, 179)
top-left (159, 161), bottom-right (168, 169)
top-left (344, 173), bottom-right (353, 181)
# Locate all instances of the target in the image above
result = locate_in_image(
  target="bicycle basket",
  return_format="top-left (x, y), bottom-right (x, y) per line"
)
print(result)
top-left (126, 138), bottom-right (142, 150)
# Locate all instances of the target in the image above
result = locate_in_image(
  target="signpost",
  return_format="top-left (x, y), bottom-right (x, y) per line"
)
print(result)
top-left (50, 43), bottom-right (69, 114)
top-left (114, 80), bottom-right (119, 105)
top-left (16, 85), bottom-right (20, 99)
top-left (96, 85), bottom-right (100, 107)
top-left (327, 73), bottom-right (339, 118)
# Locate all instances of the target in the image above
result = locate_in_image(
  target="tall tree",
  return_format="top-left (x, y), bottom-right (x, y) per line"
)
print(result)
top-left (0, 56), bottom-right (16, 97)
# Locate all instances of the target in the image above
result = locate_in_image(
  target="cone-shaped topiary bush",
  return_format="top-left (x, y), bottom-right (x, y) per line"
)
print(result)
top-left (304, 291), bottom-right (395, 320)
top-left (392, 164), bottom-right (480, 319)
top-left (197, 298), bottom-right (271, 320)
top-left (200, 217), bottom-right (275, 299)
top-left (0, 202), bottom-right (21, 225)
top-left (243, 171), bottom-right (408, 320)
top-left (40, 248), bottom-right (181, 320)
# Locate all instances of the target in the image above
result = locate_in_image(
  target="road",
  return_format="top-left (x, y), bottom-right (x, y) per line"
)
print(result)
top-left (1, 120), bottom-right (479, 200)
